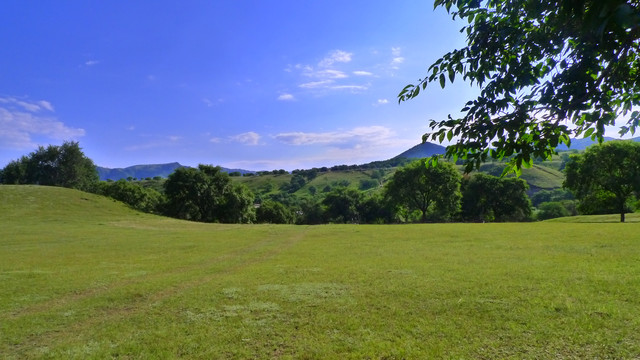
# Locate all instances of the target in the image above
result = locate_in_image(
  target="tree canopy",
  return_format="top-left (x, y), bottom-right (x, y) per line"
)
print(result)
top-left (564, 140), bottom-right (640, 222)
top-left (0, 141), bottom-right (98, 191)
top-left (460, 173), bottom-right (532, 222)
top-left (385, 159), bottom-right (461, 222)
top-left (163, 165), bottom-right (255, 223)
top-left (399, 0), bottom-right (640, 173)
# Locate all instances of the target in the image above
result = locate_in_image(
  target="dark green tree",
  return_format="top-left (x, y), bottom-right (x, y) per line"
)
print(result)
top-left (163, 165), bottom-right (255, 223)
top-left (399, 0), bottom-right (640, 173)
top-left (0, 141), bottom-right (98, 191)
top-left (564, 141), bottom-right (640, 222)
top-left (256, 200), bottom-right (294, 224)
top-left (322, 187), bottom-right (364, 224)
top-left (359, 193), bottom-right (394, 224)
top-left (460, 173), bottom-right (532, 222)
top-left (384, 159), bottom-right (461, 222)
top-left (536, 201), bottom-right (571, 221)
top-left (98, 179), bottom-right (163, 213)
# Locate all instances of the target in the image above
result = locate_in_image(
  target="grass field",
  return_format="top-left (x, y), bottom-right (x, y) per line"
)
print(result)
top-left (2, 185), bottom-right (640, 359)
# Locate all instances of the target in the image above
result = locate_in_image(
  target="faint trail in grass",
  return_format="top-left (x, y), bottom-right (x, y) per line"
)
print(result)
top-left (4, 226), bottom-right (298, 321)
top-left (5, 226), bottom-right (308, 357)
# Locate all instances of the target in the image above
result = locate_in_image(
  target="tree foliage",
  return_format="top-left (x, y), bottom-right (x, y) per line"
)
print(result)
top-left (322, 187), bottom-right (364, 224)
top-left (163, 165), bottom-right (255, 223)
top-left (98, 179), bottom-right (163, 213)
top-left (460, 173), bottom-right (532, 222)
top-left (0, 141), bottom-right (98, 191)
top-left (399, 0), bottom-right (640, 173)
top-left (256, 200), bottom-right (295, 224)
top-left (384, 159), bottom-right (461, 222)
top-left (564, 141), bottom-right (640, 222)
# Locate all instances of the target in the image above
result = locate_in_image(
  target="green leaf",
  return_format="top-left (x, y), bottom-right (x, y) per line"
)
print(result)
top-left (584, 128), bottom-right (595, 138)
top-left (439, 74), bottom-right (446, 89)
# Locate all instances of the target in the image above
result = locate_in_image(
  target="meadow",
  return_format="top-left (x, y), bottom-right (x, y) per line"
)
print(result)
top-left (1, 185), bottom-right (639, 359)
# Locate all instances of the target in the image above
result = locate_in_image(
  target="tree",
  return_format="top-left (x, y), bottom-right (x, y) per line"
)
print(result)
top-left (98, 179), bottom-right (163, 213)
top-left (384, 159), bottom-right (461, 222)
top-left (322, 187), bottom-right (364, 224)
top-left (536, 201), bottom-right (571, 221)
top-left (564, 141), bottom-right (640, 222)
top-left (163, 165), bottom-right (255, 223)
top-left (399, 0), bottom-right (640, 173)
top-left (256, 200), bottom-right (294, 224)
top-left (0, 141), bottom-right (98, 191)
top-left (460, 173), bottom-right (532, 222)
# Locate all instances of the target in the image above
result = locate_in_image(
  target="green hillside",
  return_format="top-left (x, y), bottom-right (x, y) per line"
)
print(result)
top-left (236, 162), bottom-right (564, 199)
top-left (3, 185), bottom-right (639, 358)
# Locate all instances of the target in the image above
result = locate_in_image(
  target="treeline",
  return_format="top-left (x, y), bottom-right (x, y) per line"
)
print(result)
top-left (3, 141), bottom-right (639, 223)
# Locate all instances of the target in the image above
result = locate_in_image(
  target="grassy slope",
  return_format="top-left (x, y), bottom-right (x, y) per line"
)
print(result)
top-left (2, 185), bottom-right (640, 359)
top-left (236, 169), bottom-right (388, 198)
top-left (236, 164), bottom-right (564, 199)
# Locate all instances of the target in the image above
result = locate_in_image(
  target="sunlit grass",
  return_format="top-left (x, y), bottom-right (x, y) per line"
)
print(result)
top-left (1, 185), bottom-right (639, 359)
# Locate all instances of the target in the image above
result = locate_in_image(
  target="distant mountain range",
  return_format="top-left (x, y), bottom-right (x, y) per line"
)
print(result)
top-left (96, 163), bottom-right (254, 181)
top-left (96, 136), bottom-right (640, 180)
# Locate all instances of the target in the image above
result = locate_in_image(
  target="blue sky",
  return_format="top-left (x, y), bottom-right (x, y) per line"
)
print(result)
top-left (1, 1), bottom-right (479, 170)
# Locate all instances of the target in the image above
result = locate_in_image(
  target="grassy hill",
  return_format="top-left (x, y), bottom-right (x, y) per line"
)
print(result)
top-left (236, 162), bottom-right (564, 199)
top-left (3, 185), bottom-right (640, 358)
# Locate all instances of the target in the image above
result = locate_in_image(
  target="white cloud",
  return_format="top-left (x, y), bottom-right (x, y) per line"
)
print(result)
top-left (38, 100), bottom-right (55, 112)
top-left (390, 47), bottom-right (405, 68)
top-left (353, 70), bottom-right (373, 76)
top-left (0, 96), bottom-right (55, 112)
top-left (0, 97), bottom-right (84, 149)
top-left (376, 99), bottom-right (389, 105)
top-left (330, 84), bottom-right (369, 91)
top-left (314, 69), bottom-right (348, 79)
top-left (230, 126), bottom-right (417, 171)
top-left (288, 49), bottom-right (375, 94)
top-left (85, 60), bottom-right (100, 66)
top-left (231, 131), bottom-right (261, 146)
top-left (299, 80), bottom-right (335, 89)
top-left (277, 93), bottom-right (295, 101)
top-left (319, 50), bottom-right (352, 67)
top-left (274, 126), bottom-right (397, 146)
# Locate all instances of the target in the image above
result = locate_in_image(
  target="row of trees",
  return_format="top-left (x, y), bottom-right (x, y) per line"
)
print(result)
top-left (2, 141), bottom-right (639, 223)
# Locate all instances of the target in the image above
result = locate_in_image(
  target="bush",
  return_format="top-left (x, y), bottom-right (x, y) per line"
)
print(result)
top-left (536, 201), bottom-right (570, 221)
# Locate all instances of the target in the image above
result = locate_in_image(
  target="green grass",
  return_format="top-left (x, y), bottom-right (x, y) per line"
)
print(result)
top-left (2, 185), bottom-right (640, 359)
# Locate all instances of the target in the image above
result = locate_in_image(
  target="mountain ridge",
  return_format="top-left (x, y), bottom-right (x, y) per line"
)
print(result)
top-left (97, 163), bottom-right (254, 181)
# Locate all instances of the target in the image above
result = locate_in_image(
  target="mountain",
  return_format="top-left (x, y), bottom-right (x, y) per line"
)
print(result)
top-left (97, 162), bottom-right (186, 181)
top-left (556, 136), bottom-right (640, 151)
top-left (96, 163), bottom-right (256, 181)
top-left (394, 142), bottom-right (447, 159)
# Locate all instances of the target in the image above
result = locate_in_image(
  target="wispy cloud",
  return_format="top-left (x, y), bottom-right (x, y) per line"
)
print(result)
top-left (318, 50), bottom-right (352, 67)
top-left (353, 70), bottom-right (373, 76)
top-left (274, 125), bottom-right (399, 146)
top-left (230, 131), bottom-right (261, 146)
top-left (203, 98), bottom-right (224, 107)
top-left (299, 80), bottom-right (335, 89)
top-left (277, 93), bottom-right (295, 101)
top-left (375, 99), bottom-right (389, 105)
top-left (0, 97), bottom-right (84, 149)
top-left (287, 49), bottom-right (371, 94)
top-left (230, 126), bottom-right (417, 170)
top-left (85, 60), bottom-right (100, 66)
top-left (390, 47), bottom-right (405, 68)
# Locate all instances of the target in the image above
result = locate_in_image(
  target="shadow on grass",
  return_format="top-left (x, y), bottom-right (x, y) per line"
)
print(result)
top-left (545, 213), bottom-right (640, 223)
